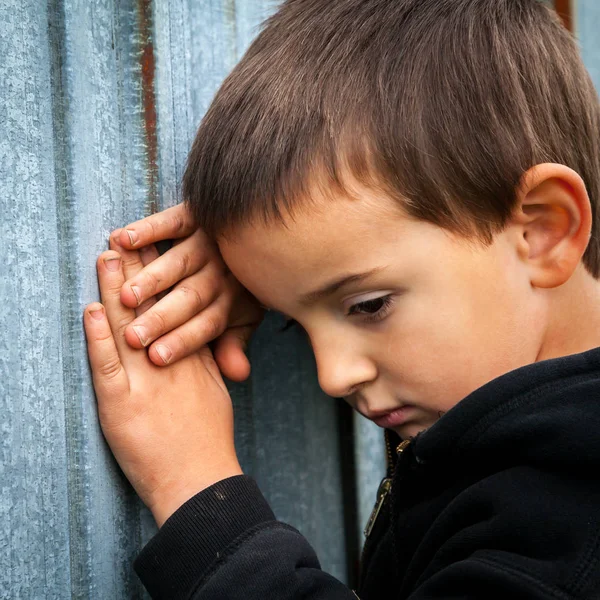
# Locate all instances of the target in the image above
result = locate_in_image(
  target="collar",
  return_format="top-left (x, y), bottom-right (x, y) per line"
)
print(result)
top-left (407, 346), bottom-right (600, 467)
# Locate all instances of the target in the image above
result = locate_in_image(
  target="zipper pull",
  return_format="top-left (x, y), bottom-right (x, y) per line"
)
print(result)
top-left (364, 439), bottom-right (412, 539)
top-left (397, 439), bottom-right (411, 454)
top-left (364, 477), bottom-right (392, 538)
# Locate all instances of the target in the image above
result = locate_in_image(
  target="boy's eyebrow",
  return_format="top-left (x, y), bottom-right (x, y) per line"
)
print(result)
top-left (299, 266), bottom-right (387, 305)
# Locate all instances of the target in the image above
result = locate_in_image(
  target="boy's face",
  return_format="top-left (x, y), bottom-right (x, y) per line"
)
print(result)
top-left (219, 185), bottom-right (544, 439)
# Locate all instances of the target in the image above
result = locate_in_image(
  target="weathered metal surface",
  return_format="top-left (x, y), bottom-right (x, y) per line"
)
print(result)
top-left (1, 0), bottom-right (376, 596)
top-left (576, 1), bottom-right (600, 92)
top-left (8, 0), bottom-right (591, 597)
top-left (0, 2), bottom-right (72, 598)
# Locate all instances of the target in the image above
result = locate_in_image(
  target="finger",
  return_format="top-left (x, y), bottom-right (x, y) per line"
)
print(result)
top-left (123, 264), bottom-right (222, 350)
top-left (119, 229), bottom-right (219, 308)
top-left (116, 203), bottom-right (196, 249)
top-left (196, 345), bottom-right (229, 395)
top-left (110, 232), bottom-right (158, 317)
top-left (138, 242), bottom-right (168, 301)
top-left (139, 243), bottom-right (160, 266)
top-left (146, 292), bottom-right (231, 366)
top-left (97, 250), bottom-right (148, 369)
top-left (213, 326), bottom-right (254, 382)
top-left (83, 302), bottom-right (130, 400)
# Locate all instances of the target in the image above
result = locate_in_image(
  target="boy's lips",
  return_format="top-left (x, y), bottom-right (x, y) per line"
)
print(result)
top-left (368, 405), bottom-right (415, 428)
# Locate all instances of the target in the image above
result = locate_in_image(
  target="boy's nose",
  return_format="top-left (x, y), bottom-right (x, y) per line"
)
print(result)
top-left (312, 338), bottom-right (377, 398)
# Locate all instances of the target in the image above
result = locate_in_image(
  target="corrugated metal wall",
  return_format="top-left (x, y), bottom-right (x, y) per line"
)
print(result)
top-left (1, 0), bottom-right (597, 598)
top-left (0, 1), bottom-right (385, 597)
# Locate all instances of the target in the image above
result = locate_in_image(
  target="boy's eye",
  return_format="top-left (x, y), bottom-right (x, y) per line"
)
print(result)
top-left (279, 295), bottom-right (395, 333)
top-left (348, 297), bottom-right (386, 315)
top-left (348, 295), bottom-right (394, 323)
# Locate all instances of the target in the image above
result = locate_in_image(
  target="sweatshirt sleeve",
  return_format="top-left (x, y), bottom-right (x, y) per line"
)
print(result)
top-left (134, 475), bottom-right (358, 599)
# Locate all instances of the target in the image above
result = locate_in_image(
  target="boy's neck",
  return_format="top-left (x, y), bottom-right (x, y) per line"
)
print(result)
top-left (537, 265), bottom-right (600, 362)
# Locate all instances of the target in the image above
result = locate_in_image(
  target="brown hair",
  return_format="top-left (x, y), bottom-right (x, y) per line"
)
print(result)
top-left (183, 0), bottom-right (600, 276)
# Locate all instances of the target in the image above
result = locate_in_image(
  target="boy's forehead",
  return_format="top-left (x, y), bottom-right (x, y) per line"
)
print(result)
top-left (216, 190), bottom-right (423, 296)
top-left (219, 186), bottom-right (410, 253)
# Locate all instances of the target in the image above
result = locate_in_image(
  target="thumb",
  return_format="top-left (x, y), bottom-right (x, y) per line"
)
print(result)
top-left (213, 326), bottom-right (254, 382)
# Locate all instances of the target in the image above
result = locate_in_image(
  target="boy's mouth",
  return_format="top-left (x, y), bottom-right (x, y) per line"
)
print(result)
top-left (367, 405), bottom-right (415, 428)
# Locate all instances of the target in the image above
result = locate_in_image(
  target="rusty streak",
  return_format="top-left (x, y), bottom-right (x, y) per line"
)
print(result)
top-left (138, 0), bottom-right (159, 215)
top-left (554, 0), bottom-right (573, 33)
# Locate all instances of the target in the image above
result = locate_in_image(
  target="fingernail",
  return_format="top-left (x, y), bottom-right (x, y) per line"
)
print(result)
top-left (155, 345), bottom-right (172, 365)
top-left (133, 325), bottom-right (148, 347)
top-left (89, 307), bottom-right (104, 320)
top-left (131, 285), bottom-right (141, 306)
top-left (104, 257), bottom-right (121, 272)
top-left (126, 229), bottom-right (139, 247)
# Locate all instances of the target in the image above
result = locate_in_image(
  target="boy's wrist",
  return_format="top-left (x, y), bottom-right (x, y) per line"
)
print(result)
top-left (149, 463), bottom-right (245, 528)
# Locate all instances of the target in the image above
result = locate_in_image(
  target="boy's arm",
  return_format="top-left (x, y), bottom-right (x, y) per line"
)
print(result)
top-left (83, 243), bottom-right (358, 599)
top-left (133, 475), bottom-right (358, 599)
top-left (112, 203), bottom-right (264, 378)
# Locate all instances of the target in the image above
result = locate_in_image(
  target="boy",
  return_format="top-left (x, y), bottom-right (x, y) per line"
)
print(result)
top-left (84, 0), bottom-right (600, 598)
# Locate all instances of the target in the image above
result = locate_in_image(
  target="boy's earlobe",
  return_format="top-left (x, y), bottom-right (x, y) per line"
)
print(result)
top-left (514, 163), bottom-right (592, 288)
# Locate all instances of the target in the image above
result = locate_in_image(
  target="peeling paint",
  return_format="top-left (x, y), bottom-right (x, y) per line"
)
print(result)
top-left (555, 0), bottom-right (573, 32)
top-left (137, 0), bottom-right (159, 216)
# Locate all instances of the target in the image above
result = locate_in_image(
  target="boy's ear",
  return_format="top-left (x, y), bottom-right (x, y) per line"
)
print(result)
top-left (510, 163), bottom-right (592, 288)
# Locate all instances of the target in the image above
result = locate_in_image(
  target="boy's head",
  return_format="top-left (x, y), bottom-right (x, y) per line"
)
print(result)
top-left (183, 0), bottom-right (600, 437)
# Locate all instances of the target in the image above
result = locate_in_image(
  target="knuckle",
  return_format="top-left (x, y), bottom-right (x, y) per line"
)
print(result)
top-left (178, 284), bottom-right (205, 311)
top-left (103, 280), bottom-right (124, 296)
top-left (171, 212), bottom-right (186, 234)
top-left (113, 315), bottom-right (133, 338)
top-left (175, 251), bottom-right (191, 277)
top-left (97, 357), bottom-right (123, 380)
top-left (147, 307), bottom-right (168, 333)
top-left (94, 327), bottom-right (115, 344)
top-left (147, 216), bottom-right (159, 238)
top-left (203, 315), bottom-right (224, 340)
top-left (142, 268), bottom-right (161, 293)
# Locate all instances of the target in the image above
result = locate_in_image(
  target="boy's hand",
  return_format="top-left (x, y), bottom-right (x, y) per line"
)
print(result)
top-left (83, 246), bottom-right (243, 527)
top-left (113, 204), bottom-right (264, 381)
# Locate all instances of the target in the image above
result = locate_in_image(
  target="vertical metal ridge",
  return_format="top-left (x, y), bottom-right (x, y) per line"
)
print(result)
top-left (47, 0), bottom-right (94, 596)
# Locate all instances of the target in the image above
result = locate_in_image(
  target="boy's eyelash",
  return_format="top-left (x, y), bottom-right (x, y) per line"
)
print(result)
top-left (348, 295), bottom-right (394, 323)
top-left (279, 295), bottom-right (394, 332)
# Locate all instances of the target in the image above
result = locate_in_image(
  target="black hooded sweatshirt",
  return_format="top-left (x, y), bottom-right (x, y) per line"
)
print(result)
top-left (134, 346), bottom-right (600, 599)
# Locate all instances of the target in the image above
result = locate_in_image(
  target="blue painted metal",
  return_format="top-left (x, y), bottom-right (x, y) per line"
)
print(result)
top-left (1, 0), bottom-right (376, 596)
top-left (576, 1), bottom-right (600, 92)
top-left (9, 0), bottom-right (593, 597)
top-left (1, 2), bottom-right (72, 597)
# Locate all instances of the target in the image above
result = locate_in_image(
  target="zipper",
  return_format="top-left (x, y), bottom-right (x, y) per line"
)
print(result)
top-left (363, 435), bottom-right (411, 538)
top-left (385, 428), bottom-right (395, 476)
top-left (358, 433), bottom-right (412, 592)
